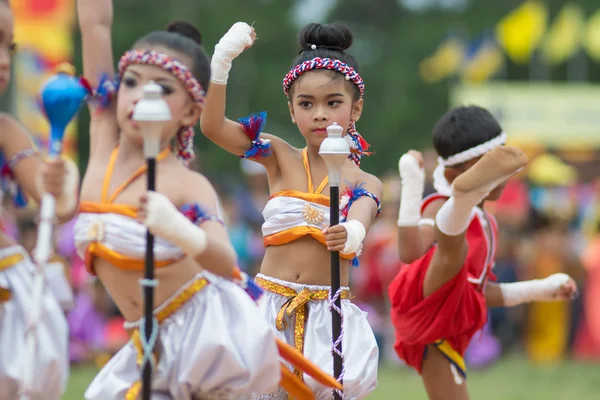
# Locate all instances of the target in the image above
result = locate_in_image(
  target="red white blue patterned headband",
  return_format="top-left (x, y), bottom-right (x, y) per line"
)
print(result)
top-left (117, 49), bottom-right (204, 165)
top-left (118, 50), bottom-right (206, 103)
top-left (282, 57), bottom-right (365, 97)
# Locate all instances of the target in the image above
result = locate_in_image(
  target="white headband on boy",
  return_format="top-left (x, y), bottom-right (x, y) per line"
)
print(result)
top-left (433, 132), bottom-right (507, 197)
top-left (439, 132), bottom-right (507, 167)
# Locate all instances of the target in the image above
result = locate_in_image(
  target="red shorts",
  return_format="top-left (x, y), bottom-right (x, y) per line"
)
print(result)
top-left (388, 246), bottom-right (488, 376)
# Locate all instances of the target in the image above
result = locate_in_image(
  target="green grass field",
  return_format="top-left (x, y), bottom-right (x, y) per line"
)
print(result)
top-left (64, 355), bottom-right (600, 399)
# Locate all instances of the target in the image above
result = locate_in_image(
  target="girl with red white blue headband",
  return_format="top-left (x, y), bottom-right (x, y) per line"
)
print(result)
top-left (76, 1), bottom-right (339, 399)
top-left (202, 21), bottom-right (381, 399)
top-left (72, 0), bottom-right (347, 398)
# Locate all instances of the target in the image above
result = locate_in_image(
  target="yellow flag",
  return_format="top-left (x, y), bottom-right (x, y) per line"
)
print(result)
top-left (461, 37), bottom-right (504, 83)
top-left (583, 9), bottom-right (600, 62)
top-left (496, 0), bottom-right (548, 64)
top-left (541, 3), bottom-right (585, 65)
top-left (419, 36), bottom-right (465, 83)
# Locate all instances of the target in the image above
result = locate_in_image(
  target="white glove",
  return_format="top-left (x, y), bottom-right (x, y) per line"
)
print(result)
top-left (339, 220), bottom-right (366, 256)
top-left (139, 191), bottom-right (207, 257)
top-left (210, 22), bottom-right (254, 85)
top-left (499, 273), bottom-right (575, 307)
top-left (397, 153), bottom-right (425, 226)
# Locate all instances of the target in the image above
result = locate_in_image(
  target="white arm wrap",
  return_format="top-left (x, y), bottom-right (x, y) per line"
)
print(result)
top-left (142, 191), bottom-right (207, 257)
top-left (340, 220), bottom-right (366, 256)
top-left (499, 273), bottom-right (571, 307)
top-left (210, 22), bottom-right (254, 85)
top-left (397, 153), bottom-right (425, 227)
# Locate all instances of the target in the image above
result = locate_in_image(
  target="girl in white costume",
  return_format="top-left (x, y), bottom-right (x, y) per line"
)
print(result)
top-left (0, 3), bottom-right (79, 400)
top-left (202, 22), bottom-right (381, 399)
top-left (76, 1), bottom-right (340, 398)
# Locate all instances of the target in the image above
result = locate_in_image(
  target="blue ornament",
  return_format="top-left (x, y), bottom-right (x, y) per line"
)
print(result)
top-left (38, 64), bottom-right (88, 156)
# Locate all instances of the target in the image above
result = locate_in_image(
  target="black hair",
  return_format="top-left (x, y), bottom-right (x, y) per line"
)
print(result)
top-left (432, 105), bottom-right (503, 160)
top-left (133, 20), bottom-right (211, 91)
top-left (289, 22), bottom-right (360, 100)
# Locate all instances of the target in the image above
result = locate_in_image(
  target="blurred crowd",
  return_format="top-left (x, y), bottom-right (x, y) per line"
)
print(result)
top-left (3, 149), bottom-right (600, 371)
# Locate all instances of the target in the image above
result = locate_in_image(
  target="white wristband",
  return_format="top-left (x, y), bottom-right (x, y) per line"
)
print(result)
top-left (210, 22), bottom-right (254, 85)
top-left (397, 153), bottom-right (425, 227)
top-left (499, 273), bottom-right (571, 307)
top-left (340, 220), bottom-right (366, 256)
top-left (141, 191), bottom-right (207, 257)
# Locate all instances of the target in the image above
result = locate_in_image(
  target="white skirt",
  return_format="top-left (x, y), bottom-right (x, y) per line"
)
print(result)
top-left (85, 271), bottom-right (281, 400)
top-left (0, 245), bottom-right (69, 400)
top-left (254, 273), bottom-right (378, 400)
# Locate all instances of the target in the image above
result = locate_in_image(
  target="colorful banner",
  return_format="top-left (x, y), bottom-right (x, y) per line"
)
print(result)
top-left (11, 0), bottom-right (77, 160)
top-left (451, 82), bottom-right (600, 148)
top-left (540, 3), bottom-right (585, 66)
top-left (495, 0), bottom-right (548, 65)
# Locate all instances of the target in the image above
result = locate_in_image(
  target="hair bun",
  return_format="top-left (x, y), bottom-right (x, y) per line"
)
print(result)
top-left (297, 22), bottom-right (353, 53)
top-left (166, 20), bottom-right (203, 45)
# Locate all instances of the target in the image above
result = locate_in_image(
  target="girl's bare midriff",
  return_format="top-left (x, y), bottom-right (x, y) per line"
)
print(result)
top-left (260, 236), bottom-right (350, 287)
top-left (81, 150), bottom-right (204, 322)
top-left (94, 256), bottom-right (199, 322)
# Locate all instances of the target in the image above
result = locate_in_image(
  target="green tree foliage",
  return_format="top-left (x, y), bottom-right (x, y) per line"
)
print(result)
top-left (72, 0), bottom-right (600, 180)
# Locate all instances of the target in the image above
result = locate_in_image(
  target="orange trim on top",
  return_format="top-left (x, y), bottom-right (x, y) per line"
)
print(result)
top-left (79, 201), bottom-right (138, 219)
top-left (84, 242), bottom-right (178, 275)
top-left (81, 146), bottom-right (175, 275)
top-left (302, 148), bottom-right (328, 195)
top-left (102, 147), bottom-right (171, 204)
top-left (101, 148), bottom-right (119, 202)
top-left (264, 226), bottom-right (355, 260)
top-left (269, 190), bottom-right (330, 207)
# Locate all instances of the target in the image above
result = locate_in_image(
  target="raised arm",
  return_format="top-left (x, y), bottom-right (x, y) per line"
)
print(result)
top-left (396, 151), bottom-right (438, 263)
top-left (200, 22), bottom-right (281, 169)
top-left (397, 200), bottom-right (442, 264)
top-left (77, 0), bottom-right (114, 88)
top-left (77, 0), bottom-right (119, 154)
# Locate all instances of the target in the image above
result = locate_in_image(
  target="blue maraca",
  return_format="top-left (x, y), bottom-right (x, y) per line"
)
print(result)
top-left (21, 63), bottom-right (89, 400)
top-left (38, 63), bottom-right (89, 157)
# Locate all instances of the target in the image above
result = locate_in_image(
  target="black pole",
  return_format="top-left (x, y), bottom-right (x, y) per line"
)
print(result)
top-left (142, 157), bottom-right (156, 400)
top-left (330, 185), bottom-right (343, 399)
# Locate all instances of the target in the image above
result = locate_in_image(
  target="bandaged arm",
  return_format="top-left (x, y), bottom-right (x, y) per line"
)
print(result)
top-left (200, 22), bottom-right (278, 161)
top-left (396, 153), bottom-right (433, 263)
top-left (141, 191), bottom-right (237, 277)
top-left (486, 273), bottom-right (573, 307)
top-left (339, 220), bottom-right (366, 257)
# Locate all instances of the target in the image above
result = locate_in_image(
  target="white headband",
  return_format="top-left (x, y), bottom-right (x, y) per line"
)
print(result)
top-left (438, 132), bottom-right (507, 167)
top-left (433, 132), bottom-right (507, 197)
